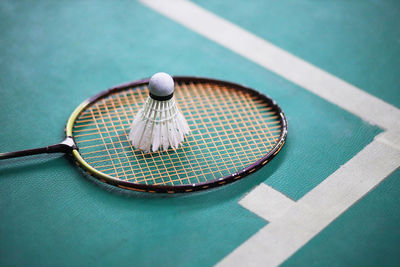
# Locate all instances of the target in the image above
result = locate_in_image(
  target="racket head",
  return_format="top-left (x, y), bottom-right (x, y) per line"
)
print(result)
top-left (66, 77), bottom-right (287, 193)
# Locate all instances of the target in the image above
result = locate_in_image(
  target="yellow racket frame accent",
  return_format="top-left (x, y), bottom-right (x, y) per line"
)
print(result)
top-left (65, 100), bottom-right (122, 186)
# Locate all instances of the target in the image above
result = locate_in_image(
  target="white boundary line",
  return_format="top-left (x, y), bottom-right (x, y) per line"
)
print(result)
top-left (233, 136), bottom-right (400, 266)
top-left (139, 0), bottom-right (400, 266)
top-left (239, 183), bottom-right (296, 222)
top-left (140, 0), bottom-right (400, 131)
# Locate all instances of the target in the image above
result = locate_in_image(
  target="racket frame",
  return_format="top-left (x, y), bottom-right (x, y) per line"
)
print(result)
top-left (66, 76), bottom-right (287, 193)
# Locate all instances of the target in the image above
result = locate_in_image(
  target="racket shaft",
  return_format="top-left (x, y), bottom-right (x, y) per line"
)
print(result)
top-left (0, 138), bottom-right (75, 160)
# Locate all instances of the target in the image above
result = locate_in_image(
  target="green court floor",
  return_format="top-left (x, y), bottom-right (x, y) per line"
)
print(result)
top-left (1, 1), bottom-right (399, 266)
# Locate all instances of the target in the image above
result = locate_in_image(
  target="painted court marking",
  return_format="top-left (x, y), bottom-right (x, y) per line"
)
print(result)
top-left (238, 183), bottom-right (296, 223)
top-left (140, 0), bottom-right (400, 132)
top-left (233, 137), bottom-right (400, 266)
top-left (140, 0), bottom-right (400, 266)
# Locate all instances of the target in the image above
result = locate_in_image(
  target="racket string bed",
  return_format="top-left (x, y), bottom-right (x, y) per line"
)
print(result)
top-left (72, 79), bottom-right (285, 190)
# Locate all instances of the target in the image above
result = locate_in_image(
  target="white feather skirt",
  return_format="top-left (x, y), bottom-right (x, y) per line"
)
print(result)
top-left (128, 96), bottom-right (190, 152)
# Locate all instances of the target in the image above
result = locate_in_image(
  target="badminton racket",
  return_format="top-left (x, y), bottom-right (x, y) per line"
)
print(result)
top-left (0, 76), bottom-right (287, 193)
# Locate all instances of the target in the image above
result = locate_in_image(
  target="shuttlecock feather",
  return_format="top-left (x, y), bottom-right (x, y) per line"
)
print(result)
top-left (129, 72), bottom-right (190, 152)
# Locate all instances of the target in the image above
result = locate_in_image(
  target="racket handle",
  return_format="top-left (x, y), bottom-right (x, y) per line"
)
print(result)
top-left (0, 137), bottom-right (76, 160)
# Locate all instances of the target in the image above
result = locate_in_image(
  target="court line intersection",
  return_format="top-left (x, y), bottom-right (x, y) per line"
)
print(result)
top-left (140, 0), bottom-right (400, 266)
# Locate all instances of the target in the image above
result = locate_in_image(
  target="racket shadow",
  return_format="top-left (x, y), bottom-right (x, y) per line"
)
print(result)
top-left (0, 154), bottom-right (68, 178)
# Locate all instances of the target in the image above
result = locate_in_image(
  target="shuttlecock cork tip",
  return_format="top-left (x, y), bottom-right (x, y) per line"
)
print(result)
top-left (149, 72), bottom-right (174, 99)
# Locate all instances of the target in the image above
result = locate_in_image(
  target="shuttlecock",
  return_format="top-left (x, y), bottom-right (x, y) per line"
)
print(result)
top-left (128, 72), bottom-right (190, 152)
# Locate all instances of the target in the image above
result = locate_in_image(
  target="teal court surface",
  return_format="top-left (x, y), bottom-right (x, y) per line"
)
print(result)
top-left (1, 0), bottom-right (400, 266)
